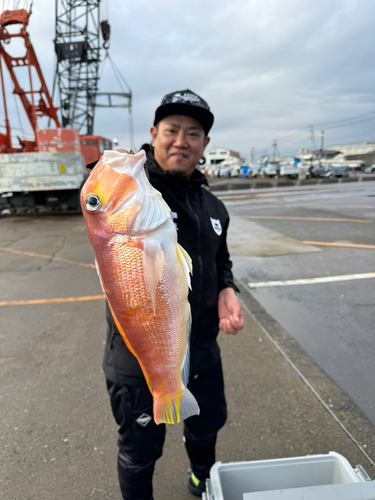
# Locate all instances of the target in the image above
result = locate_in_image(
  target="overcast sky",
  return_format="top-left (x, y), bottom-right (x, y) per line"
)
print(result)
top-left (1, 0), bottom-right (375, 161)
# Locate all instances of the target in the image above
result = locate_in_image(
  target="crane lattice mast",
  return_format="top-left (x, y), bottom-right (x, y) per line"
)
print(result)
top-left (54, 0), bottom-right (101, 135)
top-left (53, 0), bottom-right (132, 141)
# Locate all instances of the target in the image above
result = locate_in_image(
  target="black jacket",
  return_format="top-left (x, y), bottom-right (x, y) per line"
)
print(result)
top-left (103, 145), bottom-right (238, 385)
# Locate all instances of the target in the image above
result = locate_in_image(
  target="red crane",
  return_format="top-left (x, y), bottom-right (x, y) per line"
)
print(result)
top-left (0, 6), bottom-right (60, 153)
top-left (0, 3), bottom-right (123, 212)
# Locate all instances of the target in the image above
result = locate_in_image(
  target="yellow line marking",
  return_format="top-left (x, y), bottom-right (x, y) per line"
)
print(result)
top-left (303, 241), bottom-right (375, 250)
top-left (0, 295), bottom-right (105, 307)
top-left (242, 215), bottom-right (373, 223)
top-left (0, 247), bottom-right (96, 268)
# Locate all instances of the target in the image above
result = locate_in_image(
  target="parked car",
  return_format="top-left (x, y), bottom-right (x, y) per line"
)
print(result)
top-left (311, 164), bottom-right (326, 177)
top-left (364, 164), bottom-right (375, 174)
top-left (296, 162), bottom-right (326, 178)
top-left (279, 164), bottom-right (300, 178)
top-left (325, 164), bottom-right (350, 177)
top-left (326, 160), bottom-right (365, 171)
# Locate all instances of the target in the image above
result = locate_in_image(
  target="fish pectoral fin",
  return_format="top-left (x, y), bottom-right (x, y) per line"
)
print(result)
top-left (154, 388), bottom-right (200, 425)
top-left (176, 243), bottom-right (192, 289)
top-left (181, 312), bottom-right (192, 386)
top-left (95, 260), bottom-right (105, 293)
top-left (142, 238), bottom-right (164, 314)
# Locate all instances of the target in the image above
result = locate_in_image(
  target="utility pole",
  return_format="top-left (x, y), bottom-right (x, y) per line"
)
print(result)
top-left (251, 147), bottom-right (255, 164)
top-left (309, 126), bottom-right (316, 152)
top-left (318, 130), bottom-right (324, 151)
top-left (272, 140), bottom-right (279, 162)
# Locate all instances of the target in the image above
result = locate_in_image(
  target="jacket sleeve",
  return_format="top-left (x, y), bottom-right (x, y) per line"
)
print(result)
top-left (216, 214), bottom-right (240, 294)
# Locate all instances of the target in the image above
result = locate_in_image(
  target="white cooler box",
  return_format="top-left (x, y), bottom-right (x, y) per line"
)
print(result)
top-left (203, 452), bottom-right (375, 500)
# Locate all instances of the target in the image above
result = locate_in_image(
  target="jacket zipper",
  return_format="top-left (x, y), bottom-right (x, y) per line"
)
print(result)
top-left (185, 186), bottom-right (202, 377)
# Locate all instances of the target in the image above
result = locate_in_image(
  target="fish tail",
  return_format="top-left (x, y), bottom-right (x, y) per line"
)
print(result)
top-left (154, 387), bottom-right (200, 425)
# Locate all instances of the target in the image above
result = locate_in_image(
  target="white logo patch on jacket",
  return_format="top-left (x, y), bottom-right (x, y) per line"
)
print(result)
top-left (136, 413), bottom-right (152, 427)
top-left (210, 217), bottom-right (222, 236)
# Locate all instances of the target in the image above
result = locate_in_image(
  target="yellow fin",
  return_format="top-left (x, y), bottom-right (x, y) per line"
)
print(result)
top-left (153, 387), bottom-right (199, 425)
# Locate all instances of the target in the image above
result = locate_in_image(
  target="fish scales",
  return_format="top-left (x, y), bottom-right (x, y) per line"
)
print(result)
top-left (106, 240), bottom-right (186, 395)
top-left (81, 149), bottom-right (200, 424)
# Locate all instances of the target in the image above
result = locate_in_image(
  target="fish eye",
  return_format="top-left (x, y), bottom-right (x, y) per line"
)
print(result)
top-left (85, 194), bottom-right (101, 211)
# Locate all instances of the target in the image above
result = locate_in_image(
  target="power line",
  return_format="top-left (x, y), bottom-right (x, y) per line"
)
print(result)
top-left (277, 129), bottom-right (309, 145)
top-left (324, 114), bottom-right (375, 130)
top-left (258, 111), bottom-right (375, 155)
top-left (327, 130), bottom-right (375, 145)
top-left (314, 110), bottom-right (375, 127)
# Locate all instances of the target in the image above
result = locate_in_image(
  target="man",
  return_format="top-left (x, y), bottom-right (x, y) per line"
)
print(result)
top-left (103, 89), bottom-right (244, 500)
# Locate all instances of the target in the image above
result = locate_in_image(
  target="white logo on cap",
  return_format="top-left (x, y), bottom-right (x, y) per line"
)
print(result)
top-left (172, 92), bottom-right (201, 104)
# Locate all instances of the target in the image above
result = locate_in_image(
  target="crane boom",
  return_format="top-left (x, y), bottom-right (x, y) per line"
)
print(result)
top-left (0, 7), bottom-right (60, 152)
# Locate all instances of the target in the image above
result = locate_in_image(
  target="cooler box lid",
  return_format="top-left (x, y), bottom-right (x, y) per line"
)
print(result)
top-left (243, 481), bottom-right (375, 500)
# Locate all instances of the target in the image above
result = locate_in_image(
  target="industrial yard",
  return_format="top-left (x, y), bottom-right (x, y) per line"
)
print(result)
top-left (1, 1), bottom-right (375, 499)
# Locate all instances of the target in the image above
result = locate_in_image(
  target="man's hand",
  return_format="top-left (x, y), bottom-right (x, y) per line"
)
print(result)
top-left (218, 287), bottom-right (244, 335)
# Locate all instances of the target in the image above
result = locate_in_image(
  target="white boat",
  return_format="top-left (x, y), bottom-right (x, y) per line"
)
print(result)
top-left (210, 159), bottom-right (243, 178)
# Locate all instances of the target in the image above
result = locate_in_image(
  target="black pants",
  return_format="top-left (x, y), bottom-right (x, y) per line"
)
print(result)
top-left (106, 360), bottom-right (227, 500)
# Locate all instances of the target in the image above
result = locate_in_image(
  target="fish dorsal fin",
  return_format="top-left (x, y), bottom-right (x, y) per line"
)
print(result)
top-left (103, 149), bottom-right (171, 233)
top-left (176, 243), bottom-right (192, 289)
top-left (132, 168), bottom-right (171, 232)
top-left (142, 237), bottom-right (164, 314)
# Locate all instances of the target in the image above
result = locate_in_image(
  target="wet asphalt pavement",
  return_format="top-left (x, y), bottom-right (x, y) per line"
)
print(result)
top-left (1, 180), bottom-right (375, 499)
top-left (217, 180), bottom-right (375, 426)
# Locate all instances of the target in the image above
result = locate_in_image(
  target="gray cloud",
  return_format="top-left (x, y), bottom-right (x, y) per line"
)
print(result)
top-left (1, 0), bottom-right (374, 160)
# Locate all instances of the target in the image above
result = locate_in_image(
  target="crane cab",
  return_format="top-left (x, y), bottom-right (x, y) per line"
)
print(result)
top-left (80, 136), bottom-right (113, 169)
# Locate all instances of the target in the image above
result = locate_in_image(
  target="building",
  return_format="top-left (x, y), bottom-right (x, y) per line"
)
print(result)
top-left (329, 141), bottom-right (375, 167)
top-left (206, 148), bottom-right (246, 167)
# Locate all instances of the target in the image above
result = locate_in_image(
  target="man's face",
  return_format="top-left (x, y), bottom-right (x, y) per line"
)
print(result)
top-left (150, 115), bottom-right (210, 177)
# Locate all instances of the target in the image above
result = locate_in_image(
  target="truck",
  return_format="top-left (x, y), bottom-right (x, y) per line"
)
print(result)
top-left (0, 6), bottom-right (110, 213)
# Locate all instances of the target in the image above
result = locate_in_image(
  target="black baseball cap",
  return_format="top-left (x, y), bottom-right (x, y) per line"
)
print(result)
top-left (154, 89), bottom-right (214, 135)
